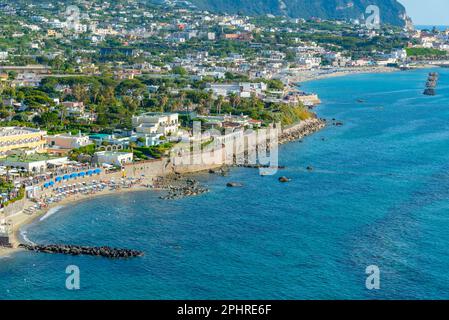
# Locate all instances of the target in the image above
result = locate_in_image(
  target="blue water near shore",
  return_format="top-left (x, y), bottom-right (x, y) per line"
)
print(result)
top-left (2, 69), bottom-right (449, 299)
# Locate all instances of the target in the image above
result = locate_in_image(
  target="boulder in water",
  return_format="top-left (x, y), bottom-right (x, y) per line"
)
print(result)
top-left (227, 182), bottom-right (243, 187)
top-left (278, 176), bottom-right (291, 183)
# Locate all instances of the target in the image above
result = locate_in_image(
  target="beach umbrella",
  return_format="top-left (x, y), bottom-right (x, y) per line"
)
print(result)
top-left (87, 170), bottom-right (93, 175)
top-left (49, 181), bottom-right (55, 186)
top-left (43, 183), bottom-right (49, 188)
top-left (55, 176), bottom-right (62, 182)
top-left (63, 175), bottom-right (69, 180)
top-left (79, 172), bottom-right (86, 177)
top-left (94, 168), bottom-right (101, 174)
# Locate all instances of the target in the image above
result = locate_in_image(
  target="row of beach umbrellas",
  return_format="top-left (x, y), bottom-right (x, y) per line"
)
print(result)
top-left (43, 169), bottom-right (102, 188)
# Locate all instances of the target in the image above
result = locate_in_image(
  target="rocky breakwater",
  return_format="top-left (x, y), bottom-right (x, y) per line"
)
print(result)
top-left (233, 163), bottom-right (285, 170)
top-left (279, 118), bottom-right (326, 144)
top-left (18, 244), bottom-right (144, 259)
top-left (157, 174), bottom-right (209, 200)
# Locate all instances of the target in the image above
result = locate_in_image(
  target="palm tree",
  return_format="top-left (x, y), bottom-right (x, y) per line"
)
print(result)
top-left (229, 93), bottom-right (240, 108)
top-left (73, 84), bottom-right (88, 102)
top-left (215, 95), bottom-right (224, 115)
top-left (160, 95), bottom-right (169, 112)
top-left (206, 90), bottom-right (214, 113)
top-left (197, 99), bottom-right (207, 115)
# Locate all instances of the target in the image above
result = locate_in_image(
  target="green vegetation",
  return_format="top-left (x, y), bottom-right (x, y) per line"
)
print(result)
top-left (69, 145), bottom-right (97, 161)
top-left (190, 0), bottom-right (407, 27)
top-left (406, 48), bottom-right (448, 57)
top-left (276, 105), bottom-right (313, 126)
top-left (2, 187), bottom-right (25, 207)
top-left (131, 143), bottom-right (174, 160)
top-left (0, 180), bottom-right (14, 194)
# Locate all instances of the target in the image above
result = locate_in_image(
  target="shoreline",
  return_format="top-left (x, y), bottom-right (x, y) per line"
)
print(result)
top-left (1, 183), bottom-right (155, 258)
top-left (0, 64), bottom-right (437, 258)
top-left (291, 66), bottom-right (398, 84)
top-left (289, 64), bottom-right (437, 85)
top-left (1, 118), bottom-right (324, 257)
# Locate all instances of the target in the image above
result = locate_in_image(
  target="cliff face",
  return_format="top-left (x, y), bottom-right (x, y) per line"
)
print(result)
top-left (189, 0), bottom-right (408, 26)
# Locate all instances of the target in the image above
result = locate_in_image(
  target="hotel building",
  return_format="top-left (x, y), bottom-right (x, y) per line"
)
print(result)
top-left (132, 112), bottom-right (180, 136)
top-left (0, 127), bottom-right (47, 156)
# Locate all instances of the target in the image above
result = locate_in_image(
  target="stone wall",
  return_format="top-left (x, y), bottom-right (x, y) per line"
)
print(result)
top-left (170, 147), bottom-right (229, 174)
top-left (2, 198), bottom-right (28, 217)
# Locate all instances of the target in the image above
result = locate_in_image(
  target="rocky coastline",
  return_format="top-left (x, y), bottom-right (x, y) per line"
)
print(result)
top-left (279, 118), bottom-right (326, 144)
top-left (1, 117), bottom-right (327, 258)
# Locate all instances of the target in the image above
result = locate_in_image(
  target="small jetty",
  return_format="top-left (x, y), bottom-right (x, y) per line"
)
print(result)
top-left (18, 244), bottom-right (144, 259)
top-left (423, 72), bottom-right (439, 96)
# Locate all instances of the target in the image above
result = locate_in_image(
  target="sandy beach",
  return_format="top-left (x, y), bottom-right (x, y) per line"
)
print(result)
top-left (0, 170), bottom-right (213, 257)
top-left (288, 64), bottom-right (437, 85)
top-left (0, 177), bottom-right (156, 257)
top-left (289, 66), bottom-right (397, 84)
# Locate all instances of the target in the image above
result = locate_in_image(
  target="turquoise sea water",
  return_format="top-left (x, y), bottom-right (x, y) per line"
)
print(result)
top-left (2, 69), bottom-right (449, 299)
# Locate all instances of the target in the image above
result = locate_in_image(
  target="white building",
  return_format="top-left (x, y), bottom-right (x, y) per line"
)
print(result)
top-left (390, 49), bottom-right (408, 61)
top-left (94, 151), bottom-right (133, 167)
top-left (0, 52), bottom-right (8, 61)
top-left (46, 132), bottom-right (92, 150)
top-left (296, 55), bottom-right (322, 69)
top-left (133, 133), bottom-right (164, 147)
top-left (206, 82), bottom-right (268, 98)
top-left (0, 154), bottom-right (68, 173)
top-left (132, 112), bottom-right (180, 136)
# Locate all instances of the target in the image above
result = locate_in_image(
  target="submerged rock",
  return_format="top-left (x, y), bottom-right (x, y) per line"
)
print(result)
top-left (226, 182), bottom-right (243, 187)
top-left (278, 176), bottom-right (291, 183)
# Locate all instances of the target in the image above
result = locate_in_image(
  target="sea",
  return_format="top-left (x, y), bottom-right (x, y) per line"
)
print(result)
top-left (415, 25), bottom-right (449, 31)
top-left (2, 68), bottom-right (449, 299)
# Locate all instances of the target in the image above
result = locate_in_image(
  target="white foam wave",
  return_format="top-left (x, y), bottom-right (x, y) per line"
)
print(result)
top-left (39, 206), bottom-right (64, 222)
top-left (19, 230), bottom-right (35, 245)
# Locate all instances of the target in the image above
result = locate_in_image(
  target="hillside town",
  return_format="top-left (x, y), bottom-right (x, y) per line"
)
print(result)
top-left (1, 0), bottom-right (449, 246)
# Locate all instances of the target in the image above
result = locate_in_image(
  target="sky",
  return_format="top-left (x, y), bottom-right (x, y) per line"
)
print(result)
top-left (399, 0), bottom-right (449, 25)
